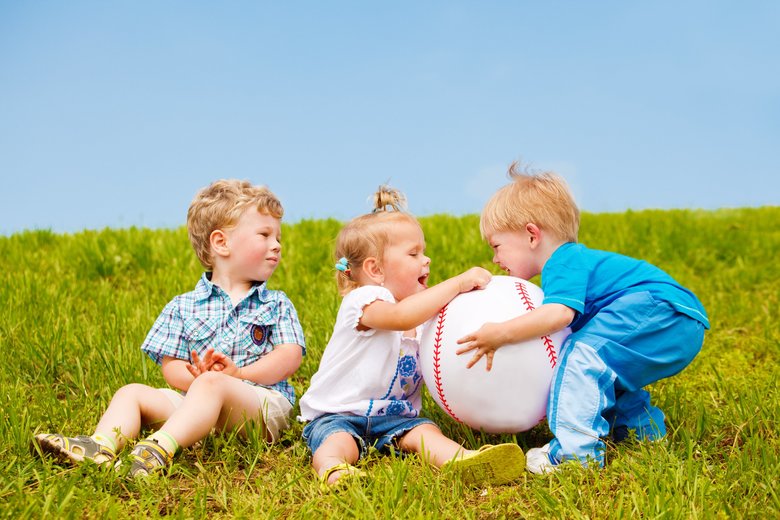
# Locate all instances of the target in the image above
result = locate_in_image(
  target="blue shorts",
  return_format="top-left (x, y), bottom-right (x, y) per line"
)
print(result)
top-left (302, 413), bottom-right (435, 457)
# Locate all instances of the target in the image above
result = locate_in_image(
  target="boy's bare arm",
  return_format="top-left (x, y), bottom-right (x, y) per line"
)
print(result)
top-left (360, 267), bottom-right (491, 332)
top-left (456, 303), bottom-right (574, 371)
top-left (161, 356), bottom-right (196, 391)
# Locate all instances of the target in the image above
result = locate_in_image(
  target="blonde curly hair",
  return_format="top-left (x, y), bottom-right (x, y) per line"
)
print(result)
top-left (187, 179), bottom-right (283, 270)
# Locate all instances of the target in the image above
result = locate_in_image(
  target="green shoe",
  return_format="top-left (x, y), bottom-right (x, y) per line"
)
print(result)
top-left (33, 433), bottom-right (115, 466)
top-left (445, 443), bottom-right (526, 486)
top-left (125, 439), bottom-right (173, 478)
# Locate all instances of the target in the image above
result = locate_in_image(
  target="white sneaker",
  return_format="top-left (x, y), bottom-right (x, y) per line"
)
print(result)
top-left (525, 443), bottom-right (558, 474)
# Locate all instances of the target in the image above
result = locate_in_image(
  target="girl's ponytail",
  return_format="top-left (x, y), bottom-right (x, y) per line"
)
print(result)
top-left (335, 184), bottom-right (417, 296)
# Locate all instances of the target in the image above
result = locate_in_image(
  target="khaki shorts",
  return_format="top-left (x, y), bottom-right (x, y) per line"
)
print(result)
top-left (157, 385), bottom-right (293, 442)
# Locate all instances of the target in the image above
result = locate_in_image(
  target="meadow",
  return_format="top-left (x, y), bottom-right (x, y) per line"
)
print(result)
top-left (0, 207), bottom-right (778, 519)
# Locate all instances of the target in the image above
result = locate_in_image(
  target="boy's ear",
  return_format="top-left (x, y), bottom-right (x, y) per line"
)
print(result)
top-left (526, 223), bottom-right (542, 247)
top-left (210, 229), bottom-right (230, 258)
top-left (362, 257), bottom-right (384, 285)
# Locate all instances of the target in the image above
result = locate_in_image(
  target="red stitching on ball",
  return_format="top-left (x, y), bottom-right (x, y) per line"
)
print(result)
top-left (431, 304), bottom-right (461, 422)
top-left (515, 281), bottom-right (557, 368)
top-left (515, 281), bottom-right (535, 312)
top-left (541, 335), bottom-right (558, 368)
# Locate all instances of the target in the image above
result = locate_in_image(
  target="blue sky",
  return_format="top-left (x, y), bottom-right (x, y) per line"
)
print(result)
top-left (1, 1), bottom-right (778, 235)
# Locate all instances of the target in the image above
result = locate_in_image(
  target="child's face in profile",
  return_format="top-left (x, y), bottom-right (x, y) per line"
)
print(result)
top-left (487, 230), bottom-right (538, 280)
top-left (380, 220), bottom-right (431, 301)
top-left (224, 208), bottom-right (282, 283)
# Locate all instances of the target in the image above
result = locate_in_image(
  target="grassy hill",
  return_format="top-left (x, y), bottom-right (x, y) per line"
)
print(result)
top-left (1, 207), bottom-right (778, 518)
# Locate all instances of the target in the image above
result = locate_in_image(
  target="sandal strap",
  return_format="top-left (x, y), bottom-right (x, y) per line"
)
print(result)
top-left (321, 463), bottom-right (356, 482)
top-left (320, 463), bottom-right (367, 489)
top-left (128, 439), bottom-right (173, 477)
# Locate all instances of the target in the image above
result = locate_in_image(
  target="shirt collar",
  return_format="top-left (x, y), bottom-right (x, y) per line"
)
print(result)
top-left (193, 272), bottom-right (216, 301)
top-left (194, 272), bottom-right (269, 302)
top-left (246, 280), bottom-right (268, 301)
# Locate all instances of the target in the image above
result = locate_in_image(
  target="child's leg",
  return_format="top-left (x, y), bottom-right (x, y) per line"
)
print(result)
top-left (396, 423), bottom-right (464, 467)
top-left (607, 313), bottom-right (704, 443)
top-left (94, 384), bottom-right (180, 450)
top-left (397, 423), bottom-right (525, 485)
top-left (611, 388), bottom-right (666, 442)
top-left (34, 383), bottom-right (177, 465)
top-left (123, 372), bottom-right (267, 478)
top-left (303, 414), bottom-right (364, 486)
top-left (154, 371), bottom-right (265, 448)
top-left (546, 339), bottom-right (617, 467)
top-left (312, 432), bottom-right (361, 485)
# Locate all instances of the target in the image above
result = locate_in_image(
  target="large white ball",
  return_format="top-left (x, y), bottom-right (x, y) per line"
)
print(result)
top-left (420, 275), bottom-right (570, 433)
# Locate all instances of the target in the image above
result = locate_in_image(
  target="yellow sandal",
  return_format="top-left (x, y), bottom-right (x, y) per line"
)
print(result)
top-left (319, 463), bottom-right (367, 491)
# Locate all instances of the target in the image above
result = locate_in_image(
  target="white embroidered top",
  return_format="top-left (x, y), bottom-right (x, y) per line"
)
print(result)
top-left (299, 285), bottom-right (424, 421)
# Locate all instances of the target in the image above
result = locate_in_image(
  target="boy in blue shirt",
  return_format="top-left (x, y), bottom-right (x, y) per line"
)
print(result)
top-left (34, 180), bottom-right (306, 477)
top-left (456, 163), bottom-right (709, 473)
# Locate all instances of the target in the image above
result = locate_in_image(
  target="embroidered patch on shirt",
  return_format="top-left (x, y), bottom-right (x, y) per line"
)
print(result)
top-left (251, 324), bottom-right (271, 346)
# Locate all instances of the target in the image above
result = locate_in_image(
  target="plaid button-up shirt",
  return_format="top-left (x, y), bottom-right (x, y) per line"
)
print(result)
top-left (141, 273), bottom-right (306, 404)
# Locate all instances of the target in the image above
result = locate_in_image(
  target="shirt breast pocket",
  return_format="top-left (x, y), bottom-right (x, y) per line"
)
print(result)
top-left (236, 312), bottom-right (274, 357)
top-left (244, 323), bottom-right (274, 357)
top-left (182, 316), bottom-right (220, 355)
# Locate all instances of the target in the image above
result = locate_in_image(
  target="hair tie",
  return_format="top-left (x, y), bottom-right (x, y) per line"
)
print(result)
top-left (335, 257), bottom-right (351, 275)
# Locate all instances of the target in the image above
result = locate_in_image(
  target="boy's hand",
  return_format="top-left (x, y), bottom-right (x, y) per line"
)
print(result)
top-left (187, 348), bottom-right (226, 378)
top-left (208, 350), bottom-right (241, 378)
top-left (456, 267), bottom-right (492, 293)
top-left (455, 322), bottom-right (507, 371)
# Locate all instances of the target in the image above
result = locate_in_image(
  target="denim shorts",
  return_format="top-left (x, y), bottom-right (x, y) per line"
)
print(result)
top-left (302, 413), bottom-right (435, 457)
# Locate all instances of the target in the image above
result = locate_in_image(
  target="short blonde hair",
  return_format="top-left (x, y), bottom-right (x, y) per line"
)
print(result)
top-left (335, 185), bottom-right (420, 295)
top-left (481, 162), bottom-right (580, 242)
top-left (187, 179), bottom-right (283, 269)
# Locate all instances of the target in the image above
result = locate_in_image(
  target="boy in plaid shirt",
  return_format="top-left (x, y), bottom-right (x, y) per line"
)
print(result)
top-left (34, 180), bottom-right (306, 477)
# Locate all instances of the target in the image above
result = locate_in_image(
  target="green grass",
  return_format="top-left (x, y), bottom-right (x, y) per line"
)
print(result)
top-left (1, 208), bottom-right (778, 519)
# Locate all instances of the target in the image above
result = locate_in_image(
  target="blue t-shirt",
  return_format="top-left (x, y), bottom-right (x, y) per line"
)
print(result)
top-left (541, 243), bottom-right (710, 332)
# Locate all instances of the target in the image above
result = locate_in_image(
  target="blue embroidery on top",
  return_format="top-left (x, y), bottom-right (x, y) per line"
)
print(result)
top-left (365, 352), bottom-right (403, 416)
top-left (365, 350), bottom-right (422, 417)
top-left (386, 400), bottom-right (406, 415)
top-left (399, 355), bottom-right (416, 376)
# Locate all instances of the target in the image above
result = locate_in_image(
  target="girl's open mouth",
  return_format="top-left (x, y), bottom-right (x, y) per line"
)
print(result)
top-left (418, 274), bottom-right (429, 287)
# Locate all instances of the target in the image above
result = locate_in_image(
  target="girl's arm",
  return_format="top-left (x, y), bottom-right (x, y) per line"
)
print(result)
top-left (456, 303), bottom-right (574, 370)
top-left (209, 344), bottom-right (303, 386)
top-left (360, 267), bottom-right (492, 332)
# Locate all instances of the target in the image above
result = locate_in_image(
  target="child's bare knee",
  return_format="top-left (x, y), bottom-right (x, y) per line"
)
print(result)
top-left (114, 383), bottom-right (152, 400)
top-left (188, 371), bottom-right (228, 394)
top-left (398, 423), bottom-right (441, 451)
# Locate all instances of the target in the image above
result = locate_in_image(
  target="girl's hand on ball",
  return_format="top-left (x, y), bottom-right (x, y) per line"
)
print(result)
top-left (457, 267), bottom-right (492, 293)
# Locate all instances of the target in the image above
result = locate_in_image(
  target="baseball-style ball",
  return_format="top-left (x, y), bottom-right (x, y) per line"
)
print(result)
top-left (420, 275), bottom-right (570, 433)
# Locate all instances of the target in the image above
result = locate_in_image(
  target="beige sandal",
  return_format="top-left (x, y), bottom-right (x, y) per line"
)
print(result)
top-left (33, 433), bottom-right (115, 466)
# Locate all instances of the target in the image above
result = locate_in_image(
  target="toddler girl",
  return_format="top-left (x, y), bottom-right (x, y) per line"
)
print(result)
top-left (299, 185), bottom-right (525, 487)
